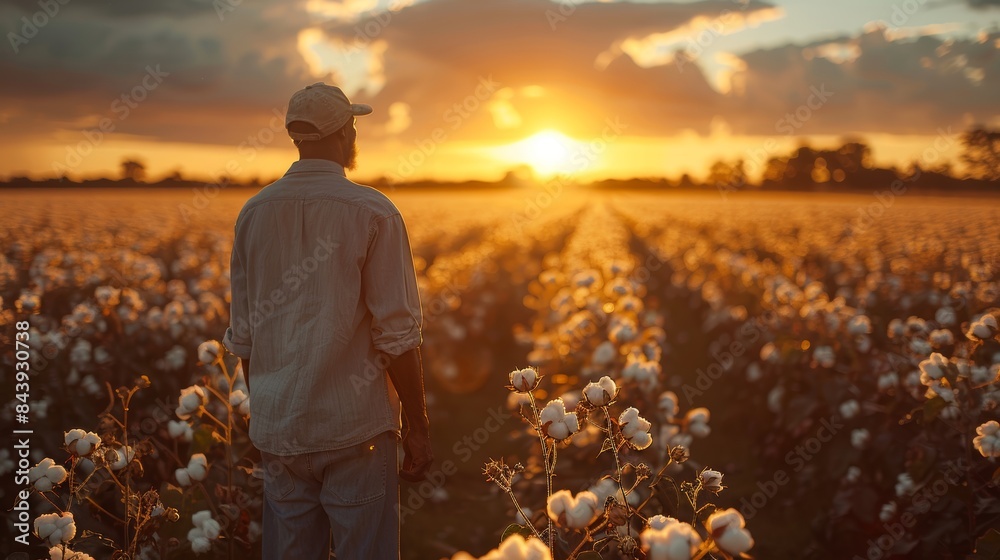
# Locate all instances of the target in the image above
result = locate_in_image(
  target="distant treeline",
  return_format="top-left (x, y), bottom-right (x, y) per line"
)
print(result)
top-left (4, 127), bottom-right (999, 194)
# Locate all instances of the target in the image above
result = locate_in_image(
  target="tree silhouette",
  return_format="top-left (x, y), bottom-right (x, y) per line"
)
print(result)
top-left (120, 158), bottom-right (146, 182)
top-left (961, 126), bottom-right (1000, 181)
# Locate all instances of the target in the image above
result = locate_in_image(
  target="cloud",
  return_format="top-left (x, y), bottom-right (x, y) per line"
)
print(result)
top-left (966, 0), bottom-right (1000, 8)
top-left (0, 0), bottom-right (997, 171)
top-left (5, 0), bottom-right (218, 18)
top-left (729, 25), bottom-right (1000, 135)
top-left (0, 1), bottom-right (318, 145)
top-left (319, 0), bottom-right (771, 142)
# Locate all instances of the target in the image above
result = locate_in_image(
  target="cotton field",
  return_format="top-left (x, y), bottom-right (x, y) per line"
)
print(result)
top-left (1, 188), bottom-right (999, 559)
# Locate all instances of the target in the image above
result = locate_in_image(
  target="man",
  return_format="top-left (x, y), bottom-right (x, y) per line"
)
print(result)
top-left (223, 82), bottom-right (433, 559)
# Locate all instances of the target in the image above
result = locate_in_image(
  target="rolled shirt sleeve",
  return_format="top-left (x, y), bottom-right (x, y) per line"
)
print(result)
top-left (363, 213), bottom-right (423, 356)
top-left (223, 232), bottom-right (253, 359)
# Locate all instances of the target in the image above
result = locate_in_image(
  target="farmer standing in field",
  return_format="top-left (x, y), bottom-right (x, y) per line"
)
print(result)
top-left (223, 82), bottom-right (433, 559)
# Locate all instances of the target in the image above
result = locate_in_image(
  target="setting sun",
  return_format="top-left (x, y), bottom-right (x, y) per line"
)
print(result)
top-left (493, 129), bottom-right (588, 177)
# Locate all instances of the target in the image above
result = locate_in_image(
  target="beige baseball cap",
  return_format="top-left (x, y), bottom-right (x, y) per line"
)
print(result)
top-left (284, 82), bottom-right (373, 141)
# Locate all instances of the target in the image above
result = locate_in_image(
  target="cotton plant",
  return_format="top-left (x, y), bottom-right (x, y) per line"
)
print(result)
top-left (479, 368), bottom-right (753, 559)
top-left (160, 339), bottom-right (260, 556)
top-left (22, 375), bottom-right (179, 559)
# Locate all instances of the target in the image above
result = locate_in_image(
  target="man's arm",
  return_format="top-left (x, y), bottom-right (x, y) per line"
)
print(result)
top-left (386, 347), bottom-right (432, 481)
top-left (224, 225), bottom-right (254, 371)
top-left (362, 212), bottom-right (431, 481)
top-left (386, 347), bottom-right (428, 429)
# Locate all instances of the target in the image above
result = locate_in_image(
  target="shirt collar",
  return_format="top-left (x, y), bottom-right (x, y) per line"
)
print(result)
top-left (285, 159), bottom-right (347, 177)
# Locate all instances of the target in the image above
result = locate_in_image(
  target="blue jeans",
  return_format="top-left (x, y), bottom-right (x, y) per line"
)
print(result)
top-left (260, 430), bottom-right (399, 559)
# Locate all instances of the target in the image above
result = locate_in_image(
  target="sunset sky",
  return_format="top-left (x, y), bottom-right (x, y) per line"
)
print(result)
top-left (1, 0), bottom-right (998, 183)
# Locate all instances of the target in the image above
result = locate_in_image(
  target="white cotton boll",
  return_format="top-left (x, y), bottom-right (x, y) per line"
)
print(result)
top-left (591, 341), bottom-right (617, 366)
top-left (477, 534), bottom-right (551, 560)
top-left (110, 446), bottom-right (135, 471)
top-left (647, 515), bottom-right (679, 530)
top-left (767, 385), bottom-right (785, 414)
top-left (229, 389), bottom-right (250, 416)
top-left (176, 385), bottom-right (207, 420)
top-left (64, 429), bottom-right (101, 456)
top-left (168, 420), bottom-right (194, 442)
top-left (192, 510), bottom-right (213, 528)
top-left (906, 317), bottom-right (929, 336)
top-left (936, 307), bottom-right (957, 326)
top-left (974, 421), bottom-right (1000, 458)
top-left (509, 368), bottom-right (539, 393)
top-left (583, 376), bottom-right (617, 406)
top-left (93, 347), bottom-right (112, 365)
top-left (69, 339), bottom-right (92, 368)
top-left (186, 454), bottom-right (208, 482)
top-left (895, 473), bottom-right (915, 496)
top-left (706, 508), bottom-right (754, 556)
top-left (855, 335), bottom-right (872, 353)
top-left (658, 392), bottom-right (679, 420)
top-left (589, 477), bottom-right (641, 507)
top-left (909, 338), bottom-right (932, 357)
top-left (878, 372), bottom-right (899, 392)
top-left (162, 345), bottom-right (187, 371)
top-left (851, 429), bottom-right (870, 450)
top-left (546, 489), bottom-right (600, 529)
top-left (175, 467), bottom-right (192, 487)
top-left (887, 318), bottom-right (906, 339)
top-left (699, 469), bottom-right (724, 493)
top-left (845, 466), bottom-right (861, 483)
top-left (641, 521), bottom-right (702, 560)
top-left (684, 408), bottom-right (710, 439)
top-left (918, 353), bottom-right (949, 386)
top-left (34, 512), bottom-right (76, 546)
top-left (49, 546), bottom-right (96, 560)
top-left (200, 518), bottom-right (221, 540)
top-left (848, 315), bottom-right (872, 335)
top-left (617, 295), bottom-right (644, 314)
top-left (926, 381), bottom-right (956, 403)
top-left (187, 528), bottom-right (212, 554)
top-left (572, 269), bottom-right (600, 288)
top-left (967, 314), bottom-right (999, 341)
top-left (28, 458), bottom-right (67, 492)
top-left (619, 407), bottom-right (653, 449)
top-left (970, 365), bottom-right (993, 386)
top-left (539, 399), bottom-right (579, 441)
top-left (839, 400), bottom-right (860, 420)
top-left (952, 358), bottom-right (973, 380)
top-left (197, 340), bottom-right (222, 364)
top-left (610, 320), bottom-right (639, 345)
top-left (813, 346), bottom-right (836, 368)
top-left (622, 359), bottom-right (661, 392)
top-left (929, 329), bottom-right (955, 348)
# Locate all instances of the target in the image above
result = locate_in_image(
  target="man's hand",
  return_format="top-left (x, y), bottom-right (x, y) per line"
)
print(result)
top-left (385, 347), bottom-right (433, 482)
top-left (399, 423), bottom-right (433, 482)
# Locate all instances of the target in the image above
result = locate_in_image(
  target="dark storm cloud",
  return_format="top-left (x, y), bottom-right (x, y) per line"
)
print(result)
top-left (5, 0), bottom-right (218, 18)
top-left (730, 27), bottom-right (1000, 135)
top-left (0, 0), bottom-right (318, 144)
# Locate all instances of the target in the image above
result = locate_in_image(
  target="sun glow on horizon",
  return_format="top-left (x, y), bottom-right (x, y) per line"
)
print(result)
top-left (492, 129), bottom-right (590, 177)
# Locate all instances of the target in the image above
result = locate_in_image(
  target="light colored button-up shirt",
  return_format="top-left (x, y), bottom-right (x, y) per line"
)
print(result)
top-left (223, 159), bottom-right (422, 456)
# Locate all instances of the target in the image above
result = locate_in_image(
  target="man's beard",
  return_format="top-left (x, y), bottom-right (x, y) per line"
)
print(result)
top-left (344, 140), bottom-right (359, 171)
